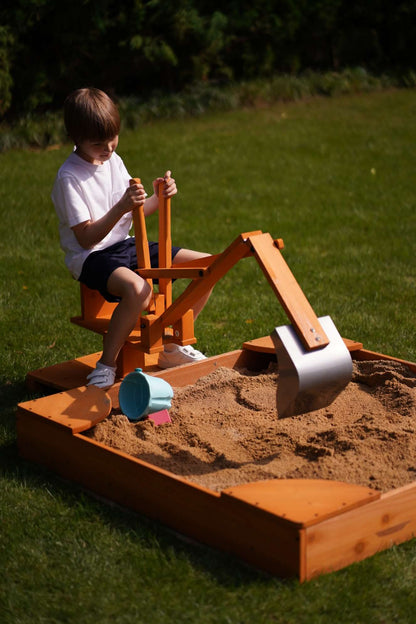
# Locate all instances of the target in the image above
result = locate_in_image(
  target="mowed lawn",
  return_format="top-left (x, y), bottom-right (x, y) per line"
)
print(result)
top-left (1, 89), bottom-right (415, 623)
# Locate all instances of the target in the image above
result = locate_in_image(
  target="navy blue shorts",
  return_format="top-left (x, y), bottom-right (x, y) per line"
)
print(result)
top-left (79, 237), bottom-right (181, 302)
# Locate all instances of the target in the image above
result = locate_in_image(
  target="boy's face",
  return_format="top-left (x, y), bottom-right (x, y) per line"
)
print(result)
top-left (75, 136), bottom-right (119, 165)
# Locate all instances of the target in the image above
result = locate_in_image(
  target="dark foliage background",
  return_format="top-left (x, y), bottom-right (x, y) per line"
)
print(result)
top-left (1, 0), bottom-right (415, 117)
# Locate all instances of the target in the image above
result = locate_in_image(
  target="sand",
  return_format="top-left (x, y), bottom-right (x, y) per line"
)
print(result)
top-left (85, 359), bottom-right (416, 493)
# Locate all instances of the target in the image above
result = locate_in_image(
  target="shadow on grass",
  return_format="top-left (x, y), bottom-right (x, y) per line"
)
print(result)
top-left (1, 380), bottom-right (287, 590)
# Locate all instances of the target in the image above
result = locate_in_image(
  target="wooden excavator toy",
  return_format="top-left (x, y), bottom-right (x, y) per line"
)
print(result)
top-left (70, 178), bottom-right (352, 417)
top-left (23, 181), bottom-right (416, 583)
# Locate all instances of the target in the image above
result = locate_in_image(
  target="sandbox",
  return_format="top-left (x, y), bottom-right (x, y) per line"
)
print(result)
top-left (17, 337), bottom-right (416, 581)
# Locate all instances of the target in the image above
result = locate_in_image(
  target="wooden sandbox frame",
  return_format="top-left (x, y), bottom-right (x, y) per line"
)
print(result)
top-left (18, 337), bottom-right (416, 582)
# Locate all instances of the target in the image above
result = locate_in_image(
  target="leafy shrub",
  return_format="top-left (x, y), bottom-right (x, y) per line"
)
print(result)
top-left (1, 1), bottom-right (416, 120)
top-left (0, 68), bottom-right (411, 152)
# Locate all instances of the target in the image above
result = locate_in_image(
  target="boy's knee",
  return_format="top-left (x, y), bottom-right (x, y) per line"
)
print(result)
top-left (128, 277), bottom-right (152, 309)
top-left (141, 280), bottom-right (152, 308)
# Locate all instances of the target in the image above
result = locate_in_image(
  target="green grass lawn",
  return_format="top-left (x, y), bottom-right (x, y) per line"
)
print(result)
top-left (1, 89), bottom-right (416, 623)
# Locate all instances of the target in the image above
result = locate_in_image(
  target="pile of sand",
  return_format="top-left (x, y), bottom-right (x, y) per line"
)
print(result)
top-left (85, 359), bottom-right (416, 493)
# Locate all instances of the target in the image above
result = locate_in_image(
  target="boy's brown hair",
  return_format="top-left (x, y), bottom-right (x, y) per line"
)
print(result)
top-left (64, 87), bottom-right (120, 144)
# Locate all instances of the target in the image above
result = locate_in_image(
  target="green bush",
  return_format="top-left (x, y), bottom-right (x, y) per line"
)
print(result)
top-left (1, 0), bottom-right (416, 119)
top-left (0, 25), bottom-right (13, 115)
top-left (0, 67), bottom-right (410, 152)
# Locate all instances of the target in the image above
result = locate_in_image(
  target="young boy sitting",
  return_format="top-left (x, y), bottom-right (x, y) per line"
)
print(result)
top-left (52, 87), bottom-right (211, 388)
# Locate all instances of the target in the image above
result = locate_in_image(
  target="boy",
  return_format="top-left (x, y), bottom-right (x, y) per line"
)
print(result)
top-left (52, 87), bottom-right (211, 388)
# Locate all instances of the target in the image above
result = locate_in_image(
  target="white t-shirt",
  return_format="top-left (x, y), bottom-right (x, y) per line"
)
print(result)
top-left (51, 150), bottom-right (133, 279)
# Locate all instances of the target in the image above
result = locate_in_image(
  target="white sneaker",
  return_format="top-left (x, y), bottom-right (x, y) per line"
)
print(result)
top-left (158, 343), bottom-right (207, 369)
top-left (87, 362), bottom-right (116, 388)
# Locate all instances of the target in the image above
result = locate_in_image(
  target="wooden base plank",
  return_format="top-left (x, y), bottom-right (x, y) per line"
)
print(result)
top-left (304, 481), bottom-right (416, 580)
top-left (25, 353), bottom-right (101, 393)
top-left (222, 479), bottom-right (379, 528)
top-left (242, 336), bottom-right (363, 354)
top-left (25, 347), bottom-right (275, 394)
top-left (20, 386), bottom-right (112, 434)
top-left (16, 411), bottom-right (304, 578)
top-left (25, 336), bottom-right (368, 395)
top-left (352, 348), bottom-right (416, 373)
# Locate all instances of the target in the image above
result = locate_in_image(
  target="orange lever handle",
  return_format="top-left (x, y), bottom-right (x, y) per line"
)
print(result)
top-left (130, 177), bottom-right (151, 270)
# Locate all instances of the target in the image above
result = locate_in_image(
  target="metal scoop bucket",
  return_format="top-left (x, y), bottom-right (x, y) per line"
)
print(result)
top-left (247, 233), bottom-right (353, 419)
top-left (271, 315), bottom-right (353, 417)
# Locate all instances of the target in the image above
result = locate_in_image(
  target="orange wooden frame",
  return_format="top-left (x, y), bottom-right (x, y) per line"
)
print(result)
top-left (71, 178), bottom-right (336, 378)
top-left (71, 233), bottom-right (331, 378)
top-left (18, 341), bottom-right (416, 581)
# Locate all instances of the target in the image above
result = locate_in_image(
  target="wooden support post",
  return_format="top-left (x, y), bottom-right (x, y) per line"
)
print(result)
top-left (158, 179), bottom-right (172, 308)
top-left (115, 342), bottom-right (158, 376)
top-left (248, 232), bottom-right (329, 350)
top-left (172, 309), bottom-right (196, 346)
top-left (130, 178), bottom-right (151, 273)
top-left (130, 178), bottom-right (154, 312)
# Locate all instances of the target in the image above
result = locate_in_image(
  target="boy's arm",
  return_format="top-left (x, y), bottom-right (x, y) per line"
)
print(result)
top-left (71, 173), bottom-right (176, 248)
top-left (72, 181), bottom-right (146, 249)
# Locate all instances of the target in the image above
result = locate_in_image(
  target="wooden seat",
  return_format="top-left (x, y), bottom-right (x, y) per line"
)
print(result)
top-left (71, 283), bottom-right (140, 337)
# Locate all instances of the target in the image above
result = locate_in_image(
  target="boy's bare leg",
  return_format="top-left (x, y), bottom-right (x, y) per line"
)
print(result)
top-left (100, 267), bottom-right (152, 368)
top-left (91, 250), bottom-right (212, 379)
top-left (173, 249), bottom-right (213, 319)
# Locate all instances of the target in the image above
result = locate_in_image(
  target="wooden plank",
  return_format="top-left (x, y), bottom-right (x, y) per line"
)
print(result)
top-left (148, 349), bottom-right (275, 386)
top-left (222, 479), bottom-right (379, 528)
top-left (79, 283), bottom-right (117, 320)
top-left (25, 341), bottom-right (411, 398)
top-left (24, 347), bottom-right (274, 394)
top-left (352, 348), bottom-right (416, 373)
top-left (242, 336), bottom-right (363, 354)
top-left (22, 347), bottom-right (275, 425)
top-left (248, 233), bottom-right (329, 351)
top-left (304, 481), bottom-right (416, 580)
top-left (139, 255), bottom-right (216, 279)
top-left (18, 386), bottom-right (112, 433)
top-left (147, 233), bottom-right (258, 340)
top-left (158, 183), bottom-right (172, 308)
top-left (17, 410), bottom-right (219, 514)
top-left (130, 178), bottom-right (151, 270)
top-left (26, 353), bottom-right (101, 392)
top-left (16, 411), bottom-right (303, 578)
top-left (217, 490), bottom-right (304, 578)
top-left (18, 342), bottom-right (416, 581)
top-left (138, 266), bottom-right (209, 279)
